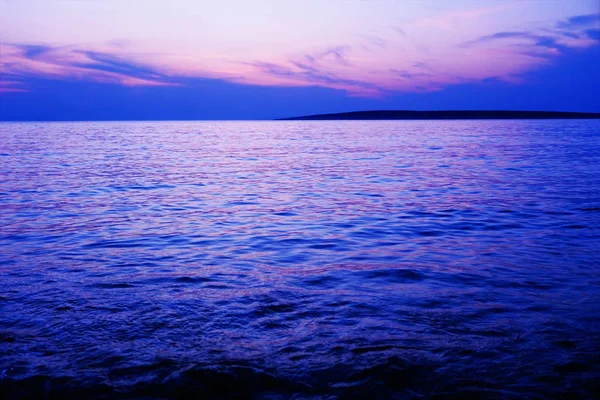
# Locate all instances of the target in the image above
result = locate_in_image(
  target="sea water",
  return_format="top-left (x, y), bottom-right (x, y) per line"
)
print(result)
top-left (1, 120), bottom-right (599, 398)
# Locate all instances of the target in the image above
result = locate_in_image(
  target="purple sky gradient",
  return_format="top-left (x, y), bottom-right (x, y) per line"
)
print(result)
top-left (1, 0), bottom-right (599, 119)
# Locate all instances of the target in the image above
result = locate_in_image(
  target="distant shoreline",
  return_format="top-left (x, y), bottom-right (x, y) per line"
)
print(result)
top-left (2, 110), bottom-right (599, 123)
top-left (278, 110), bottom-right (600, 121)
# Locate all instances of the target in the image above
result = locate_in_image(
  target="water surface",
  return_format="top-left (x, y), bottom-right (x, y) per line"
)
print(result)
top-left (1, 120), bottom-right (599, 398)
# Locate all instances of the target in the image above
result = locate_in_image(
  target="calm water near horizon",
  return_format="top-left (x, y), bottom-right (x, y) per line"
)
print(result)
top-left (1, 120), bottom-right (599, 399)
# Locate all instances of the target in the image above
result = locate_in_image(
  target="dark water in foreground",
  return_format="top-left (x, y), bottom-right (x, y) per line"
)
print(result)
top-left (1, 120), bottom-right (599, 399)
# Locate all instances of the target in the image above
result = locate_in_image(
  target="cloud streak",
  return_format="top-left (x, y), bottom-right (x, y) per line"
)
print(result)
top-left (0, 43), bottom-right (180, 91)
top-left (2, 6), bottom-right (598, 97)
top-left (557, 13), bottom-right (600, 29)
top-left (462, 13), bottom-right (600, 53)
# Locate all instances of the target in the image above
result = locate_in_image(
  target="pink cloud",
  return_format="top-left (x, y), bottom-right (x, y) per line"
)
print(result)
top-left (1, 9), bottom-right (598, 97)
top-left (0, 43), bottom-right (179, 90)
top-left (0, 80), bottom-right (28, 93)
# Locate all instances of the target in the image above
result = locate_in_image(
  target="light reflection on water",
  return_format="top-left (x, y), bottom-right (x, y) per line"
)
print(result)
top-left (1, 120), bottom-right (599, 398)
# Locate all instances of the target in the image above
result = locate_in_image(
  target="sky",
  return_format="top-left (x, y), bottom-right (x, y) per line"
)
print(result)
top-left (1, 0), bottom-right (599, 120)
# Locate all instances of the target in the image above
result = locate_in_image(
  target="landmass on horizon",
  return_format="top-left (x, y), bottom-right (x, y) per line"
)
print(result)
top-left (278, 110), bottom-right (600, 120)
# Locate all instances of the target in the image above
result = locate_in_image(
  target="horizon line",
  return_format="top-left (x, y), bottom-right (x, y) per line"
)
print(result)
top-left (2, 109), bottom-right (599, 123)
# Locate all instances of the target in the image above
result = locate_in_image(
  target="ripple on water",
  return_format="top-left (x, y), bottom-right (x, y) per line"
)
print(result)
top-left (1, 120), bottom-right (599, 398)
